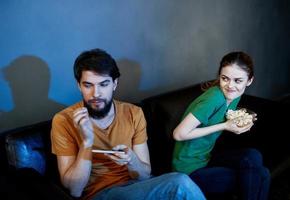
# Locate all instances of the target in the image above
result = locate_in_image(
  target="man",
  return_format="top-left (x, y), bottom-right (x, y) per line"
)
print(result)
top-left (51, 48), bottom-right (205, 200)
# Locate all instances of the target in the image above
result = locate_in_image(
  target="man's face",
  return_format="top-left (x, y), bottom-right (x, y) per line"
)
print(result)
top-left (78, 70), bottom-right (118, 119)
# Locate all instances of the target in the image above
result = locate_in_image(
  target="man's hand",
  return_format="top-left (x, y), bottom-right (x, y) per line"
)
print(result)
top-left (105, 144), bottom-right (151, 180)
top-left (105, 145), bottom-right (132, 166)
top-left (73, 107), bottom-right (94, 147)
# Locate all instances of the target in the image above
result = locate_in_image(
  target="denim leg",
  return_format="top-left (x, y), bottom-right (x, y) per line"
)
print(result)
top-left (93, 172), bottom-right (206, 200)
top-left (190, 166), bottom-right (236, 194)
top-left (190, 148), bottom-right (270, 200)
top-left (257, 167), bottom-right (271, 200)
top-left (235, 149), bottom-right (270, 200)
top-left (209, 148), bottom-right (263, 169)
top-left (239, 165), bottom-right (270, 200)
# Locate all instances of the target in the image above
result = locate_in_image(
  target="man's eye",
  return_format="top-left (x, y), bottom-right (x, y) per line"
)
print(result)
top-left (235, 80), bottom-right (243, 84)
top-left (100, 83), bottom-right (109, 87)
top-left (84, 84), bottom-right (92, 88)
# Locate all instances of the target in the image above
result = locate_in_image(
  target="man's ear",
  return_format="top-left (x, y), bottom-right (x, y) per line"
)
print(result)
top-left (246, 77), bottom-right (254, 86)
top-left (113, 78), bottom-right (118, 91)
top-left (77, 82), bottom-right (81, 91)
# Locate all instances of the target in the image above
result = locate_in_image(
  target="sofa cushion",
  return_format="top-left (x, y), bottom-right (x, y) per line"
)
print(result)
top-left (1, 167), bottom-right (72, 200)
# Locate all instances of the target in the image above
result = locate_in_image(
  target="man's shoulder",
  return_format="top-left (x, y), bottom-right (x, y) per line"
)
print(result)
top-left (114, 100), bottom-right (141, 110)
top-left (114, 100), bottom-right (143, 117)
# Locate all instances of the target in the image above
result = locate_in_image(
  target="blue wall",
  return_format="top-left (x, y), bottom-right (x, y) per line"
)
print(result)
top-left (1, 0), bottom-right (290, 132)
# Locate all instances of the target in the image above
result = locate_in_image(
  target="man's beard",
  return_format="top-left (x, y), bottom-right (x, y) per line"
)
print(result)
top-left (83, 98), bottom-right (113, 119)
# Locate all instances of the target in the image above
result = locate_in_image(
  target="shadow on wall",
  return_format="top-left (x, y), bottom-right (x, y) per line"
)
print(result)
top-left (0, 55), bottom-right (65, 133)
top-left (114, 58), bottom-right (188, 105)
top-left (114, 59), bottom-right (144, 103)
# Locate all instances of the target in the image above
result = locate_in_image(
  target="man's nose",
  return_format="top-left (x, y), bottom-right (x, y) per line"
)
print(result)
top-left (93, 86), bottom-right (101, 97)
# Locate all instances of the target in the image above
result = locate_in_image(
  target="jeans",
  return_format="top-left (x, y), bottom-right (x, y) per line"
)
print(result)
top-left (93, 172), bottom-right (206, 200)
top-left (190, 148), bottom-right (270, 200)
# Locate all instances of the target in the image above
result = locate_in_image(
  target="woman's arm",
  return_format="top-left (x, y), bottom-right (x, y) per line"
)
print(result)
top-left (173, 113), bottom-right (254, 141)
top-left (173, 113), bottom-right (225, 141)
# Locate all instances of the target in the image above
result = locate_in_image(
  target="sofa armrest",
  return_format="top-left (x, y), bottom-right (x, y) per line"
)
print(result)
top-left (2, 120), bottom-right (73, 199)
top-left (4, 120), bottom-right (59, 181)
top-left (6, 130), bottom-right (47, 175)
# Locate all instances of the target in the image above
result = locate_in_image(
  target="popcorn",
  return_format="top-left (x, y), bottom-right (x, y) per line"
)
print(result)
top-left (226, 108), bottom-right (254, 127)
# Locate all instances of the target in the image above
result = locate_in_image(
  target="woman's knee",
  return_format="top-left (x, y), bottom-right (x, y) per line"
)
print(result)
top-left (260, 167), bottom-right (271, 183)
top-left (240, 148), bottom-right (263, 168)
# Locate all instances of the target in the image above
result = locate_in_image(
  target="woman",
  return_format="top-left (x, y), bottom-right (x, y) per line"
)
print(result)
top-left (172, 51), bottom-right (270, 200)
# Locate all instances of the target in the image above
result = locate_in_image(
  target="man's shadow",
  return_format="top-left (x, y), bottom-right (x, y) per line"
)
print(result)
top-left (114, 59), bottom-right (174, 104)
top-left (0, 56), bottom-right (65, 133)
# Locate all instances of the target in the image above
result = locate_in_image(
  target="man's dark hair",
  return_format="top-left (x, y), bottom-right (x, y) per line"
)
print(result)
top-left (73, 48), bottom-right (121, 83)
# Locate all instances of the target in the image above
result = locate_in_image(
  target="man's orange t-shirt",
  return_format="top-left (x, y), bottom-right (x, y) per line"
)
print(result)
top-left (51, 100), bottom-right (147, 199)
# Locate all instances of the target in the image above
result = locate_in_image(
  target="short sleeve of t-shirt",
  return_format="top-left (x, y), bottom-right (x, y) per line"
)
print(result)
top-left (51, 113), bottom-right (79, 156)
top-left (132, 107), bottom-right (147, 145)
top-left (185, 86), bottom-right (225, 125)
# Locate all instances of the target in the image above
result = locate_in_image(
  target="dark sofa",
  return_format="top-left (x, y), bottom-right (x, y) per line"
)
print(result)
top-left (1, 82), bottom-right (290, 199)
top-left (0, 121), bottom-right (72, 200)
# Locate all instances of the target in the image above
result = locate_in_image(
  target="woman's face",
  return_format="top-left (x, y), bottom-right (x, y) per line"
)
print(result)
top-left (219, 63), bottom-right (253, 104)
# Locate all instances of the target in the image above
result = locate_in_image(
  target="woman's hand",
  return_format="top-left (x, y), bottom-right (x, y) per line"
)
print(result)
top-left (224, 117), bottom-right (254, 135)
top-left (73, 107), bottom-right (94, 147)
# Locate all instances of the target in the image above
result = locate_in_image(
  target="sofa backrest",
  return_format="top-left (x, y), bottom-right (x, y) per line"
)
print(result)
top-left (2, 83), bottom-right (290, 181)
top-left (141, 83), bottom-right (203, 175)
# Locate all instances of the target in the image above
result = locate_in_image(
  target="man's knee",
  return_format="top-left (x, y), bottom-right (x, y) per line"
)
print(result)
top-left (165, 172), bottom-right (202, 191)
top-left (163, 172), bottom-right (189, 183)
top-left (167, 172), bottom-right (206, 199)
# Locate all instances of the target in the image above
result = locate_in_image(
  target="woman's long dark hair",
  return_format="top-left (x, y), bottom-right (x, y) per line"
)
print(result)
top-left (201, 51), bottom-right (254, 91)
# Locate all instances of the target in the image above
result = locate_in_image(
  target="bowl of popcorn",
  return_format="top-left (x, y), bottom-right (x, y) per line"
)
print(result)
top-left (226, 108), bottom-right (256, 127)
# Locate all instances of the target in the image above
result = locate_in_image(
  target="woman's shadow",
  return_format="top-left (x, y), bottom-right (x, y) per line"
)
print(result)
top-left (0, 55), bottom-right (65, 133)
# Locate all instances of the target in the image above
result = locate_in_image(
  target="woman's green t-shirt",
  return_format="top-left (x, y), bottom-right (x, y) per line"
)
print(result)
top-left (172, 86), bottom-right (240, 174)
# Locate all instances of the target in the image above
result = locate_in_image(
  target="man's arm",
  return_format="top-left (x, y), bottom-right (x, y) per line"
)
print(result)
top-left (56, 107), bottom-right (95, 197)
top-left (57, 146), bottom-right (92, 197)
top-left (128, 142), bottom-right (151, 180)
